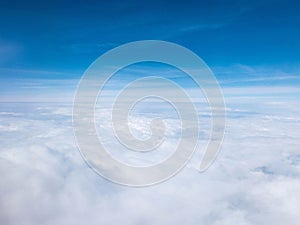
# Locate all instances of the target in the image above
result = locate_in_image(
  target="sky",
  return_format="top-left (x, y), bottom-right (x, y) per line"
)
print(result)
top-left (1, 1), bottom-right (300, 225)
top-left (0, 0), bottom-right (300, 80)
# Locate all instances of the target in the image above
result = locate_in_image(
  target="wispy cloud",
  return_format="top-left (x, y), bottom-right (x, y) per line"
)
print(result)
top-left (179, 23), bottom-right (225, 32)
top-left (0, 40), bottom-right (22, 65)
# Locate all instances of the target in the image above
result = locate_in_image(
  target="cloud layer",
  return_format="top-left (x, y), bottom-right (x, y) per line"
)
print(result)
top-left (0, 96), bottom-right (300, 225)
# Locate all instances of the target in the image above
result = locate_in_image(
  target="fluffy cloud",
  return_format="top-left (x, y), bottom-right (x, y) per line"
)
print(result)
top-left (0, 95), bottom-right (300, 225)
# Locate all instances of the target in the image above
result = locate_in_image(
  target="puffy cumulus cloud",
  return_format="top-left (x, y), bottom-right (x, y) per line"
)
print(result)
top-left (0, 97), bottom-right (300, 225)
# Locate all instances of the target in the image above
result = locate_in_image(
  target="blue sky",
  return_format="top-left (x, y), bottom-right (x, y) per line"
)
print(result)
top-left (0, 0), bottom-right (300, 101)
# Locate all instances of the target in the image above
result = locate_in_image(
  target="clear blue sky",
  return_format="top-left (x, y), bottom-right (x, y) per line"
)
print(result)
top-left (0, 0), bottom-right (300, 99)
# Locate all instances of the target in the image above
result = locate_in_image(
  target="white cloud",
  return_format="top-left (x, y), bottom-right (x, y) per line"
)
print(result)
top-left (0, 93), bottom-right (300, 225)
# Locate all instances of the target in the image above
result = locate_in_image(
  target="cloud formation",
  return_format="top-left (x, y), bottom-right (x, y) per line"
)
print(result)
top-left (0, 95), bottom-right (300, 225)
